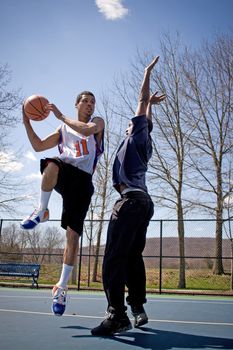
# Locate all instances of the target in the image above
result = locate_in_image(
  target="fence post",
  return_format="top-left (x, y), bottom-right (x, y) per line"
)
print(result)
top-left (0, 219), bottom-right (2, 245)
top-left (77, 233), bottom-right (83, 291)
top-left (88, 213), bottom-right (93, 287)
top-left (159, 220), bottom-right (163, 294)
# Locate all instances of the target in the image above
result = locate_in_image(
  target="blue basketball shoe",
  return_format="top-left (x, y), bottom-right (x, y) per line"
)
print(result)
top-left (52, 286), bottom-right (67, 316)
top-left (20, 208), bottom-right (49, 230)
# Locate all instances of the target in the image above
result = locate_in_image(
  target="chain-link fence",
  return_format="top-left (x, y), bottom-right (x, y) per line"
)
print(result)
top-left (0, 218), bottom-right (232, 295)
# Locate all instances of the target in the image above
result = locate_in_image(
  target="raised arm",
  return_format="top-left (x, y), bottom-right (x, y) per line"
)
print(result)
top-left (135, 56), bottom-right (160, 117)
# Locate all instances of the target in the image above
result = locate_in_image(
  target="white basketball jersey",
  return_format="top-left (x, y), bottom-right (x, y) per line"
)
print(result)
top-left (58, 121), bottom-right (104, 175)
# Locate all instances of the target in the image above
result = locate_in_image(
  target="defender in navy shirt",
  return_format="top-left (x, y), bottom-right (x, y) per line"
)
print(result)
top-left (113, 114), bottom-right (152, 193)
top-left (92, 57), bottom-right (166, 336)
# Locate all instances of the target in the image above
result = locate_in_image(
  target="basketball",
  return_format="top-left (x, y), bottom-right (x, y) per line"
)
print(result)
top-left (23, 95), bottom-right (50, 121)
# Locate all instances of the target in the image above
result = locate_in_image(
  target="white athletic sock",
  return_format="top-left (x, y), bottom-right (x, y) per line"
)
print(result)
top-left (39, 190), bottom-right (52, 210)
top-left (56, 263), bottom-right (74, 289)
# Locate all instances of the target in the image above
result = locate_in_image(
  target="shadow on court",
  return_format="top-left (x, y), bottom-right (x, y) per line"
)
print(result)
top-left (62, 325), bottom-right (233, 349)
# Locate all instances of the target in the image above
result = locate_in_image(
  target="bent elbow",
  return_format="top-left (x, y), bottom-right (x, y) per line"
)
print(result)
top-left (32, 144), bottom-right (44, 152)
top-left (32, 146), bottom-right (41, 152)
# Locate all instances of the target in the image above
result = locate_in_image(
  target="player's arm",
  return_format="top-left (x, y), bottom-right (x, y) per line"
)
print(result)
top-left (60, 115), bottom-right (105, 137)
top-left (91, 117), bottom-right (105, 148)
top-left (135, 56), bottom-right (160, 117)
top-left (23, 111), bottom-right (60, 152)
top-left (46, 103), bottom-right (104, 136)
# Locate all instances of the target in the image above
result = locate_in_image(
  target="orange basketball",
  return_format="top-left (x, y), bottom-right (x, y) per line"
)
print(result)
top-left (23, 95), bottom-right (50, 121)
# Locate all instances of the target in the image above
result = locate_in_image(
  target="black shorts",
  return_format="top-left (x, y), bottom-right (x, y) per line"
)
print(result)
top-left (40, 157), bottom-right (94, 235)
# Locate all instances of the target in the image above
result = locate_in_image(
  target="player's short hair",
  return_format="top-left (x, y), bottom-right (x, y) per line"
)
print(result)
top-left (75, 91), bottom-right (95, 105)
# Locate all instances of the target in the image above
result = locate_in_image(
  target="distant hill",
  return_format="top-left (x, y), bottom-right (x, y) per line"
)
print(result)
top-left (82, 237), bottom-right (232, 270)
top-left (144, 236), bottom-right (231, 256)
top-left (13, 237), bottom-right (231, 270)
top-left (143, 237), bottom-right (231, 269)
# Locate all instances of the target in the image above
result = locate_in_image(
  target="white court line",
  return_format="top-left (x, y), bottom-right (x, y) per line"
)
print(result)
top-left (147, 299), bottom-right (233, 305)
top-left (0, 308), bottom-right (101, 319)
top-left (0, 294), bottom-right (233, 305)
top-left (0, 294), bottom-right (105, 301)
top-left (0, 308), bottom-right (233, 327)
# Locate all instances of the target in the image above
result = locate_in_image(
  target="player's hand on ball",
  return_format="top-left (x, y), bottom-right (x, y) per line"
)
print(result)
top-left (46, 103), bottom-right (63, 120)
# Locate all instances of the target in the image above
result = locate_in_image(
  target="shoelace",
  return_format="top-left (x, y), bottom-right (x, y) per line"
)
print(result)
top-left (28, 209), bottom-right (39, 219)
top-left (54, 289), bottom-right (66, 305)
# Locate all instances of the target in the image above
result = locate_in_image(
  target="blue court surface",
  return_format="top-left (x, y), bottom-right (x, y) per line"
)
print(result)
top-left (0, 288), bottom-right (233, 350)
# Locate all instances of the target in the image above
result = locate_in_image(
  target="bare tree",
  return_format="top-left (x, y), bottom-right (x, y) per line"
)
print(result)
top-left (148, 35), bottom-right (197, 288)
top-left (0, 64), bottom-right (22, 143)
top-left (182, 33), bottom-right (233, 274)
top-left (22, 228), bottom-right (44, 263)
top-left (222, 157), bottom-right (233, 289)
top-left (41, 226), bottom-right (65, 263)
top-left (0, 63), bottom-right (26, 215)
top-left (223, 203), bottom-right (233, 290)
top-left (0, 223), bottom-right (26, 261)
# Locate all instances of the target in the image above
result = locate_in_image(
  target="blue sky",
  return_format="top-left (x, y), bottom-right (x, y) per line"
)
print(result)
top-left (0, 0), bottom-right (233, 220)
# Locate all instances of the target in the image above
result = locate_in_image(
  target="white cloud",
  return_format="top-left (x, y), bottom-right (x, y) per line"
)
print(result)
top-left (95, 0), bottom-right (128, 20)
top-left (0, 151), bottom-right (23, 172)
top-left (25, 150), bottom-right (37, 161)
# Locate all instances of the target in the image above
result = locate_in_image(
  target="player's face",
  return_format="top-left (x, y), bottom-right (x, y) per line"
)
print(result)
top-left (125, 121), bottom-right (133, 136)
top-left (76, 94), bottom-right (95, 119)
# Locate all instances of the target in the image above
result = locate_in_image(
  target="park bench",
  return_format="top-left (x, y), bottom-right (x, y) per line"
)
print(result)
top-left (0, 262), bottom-right (40, 288)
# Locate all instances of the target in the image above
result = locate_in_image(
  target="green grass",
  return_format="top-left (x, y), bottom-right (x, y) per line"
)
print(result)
top-left (38, 265), bottom-right (233, 291)
top-left (146, 268), bottom-right (231, 290)
top-left (0, 264), bottom-right (231, 292)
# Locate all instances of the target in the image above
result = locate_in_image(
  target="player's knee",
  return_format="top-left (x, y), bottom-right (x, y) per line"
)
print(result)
top-left (66, 228), bottom-right (79, 248)
top-left (44, 162), bottom-right (59, 177)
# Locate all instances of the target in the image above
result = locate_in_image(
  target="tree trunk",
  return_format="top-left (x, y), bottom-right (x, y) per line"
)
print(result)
top-left (92, 175), bottom-right (108, 282)
top-left (177, 202), bottom-right (186, 288)
top-left (213, 220), bottom-right (224, 275)
top-left (71, 254), bottom-right (78, 284)
top-left (230, 240), bottom-right (233, 290)
top-left (92, 220), bottom-right (103, 282)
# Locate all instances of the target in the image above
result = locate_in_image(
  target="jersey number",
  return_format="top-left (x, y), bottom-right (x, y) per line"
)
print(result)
top-left (75, 139), bottom-right (89, 157)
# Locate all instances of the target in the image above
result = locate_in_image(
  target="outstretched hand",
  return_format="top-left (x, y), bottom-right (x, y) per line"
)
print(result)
top-left (149, 91), bottom-right (166, 105)
top-left (145, 56), bottom-right (159, 73)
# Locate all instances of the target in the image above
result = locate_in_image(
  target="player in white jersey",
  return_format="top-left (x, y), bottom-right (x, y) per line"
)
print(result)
top-left (58, 119), bottom-right (102, 174)
top-left (21, 91), bottom-right (104, 316)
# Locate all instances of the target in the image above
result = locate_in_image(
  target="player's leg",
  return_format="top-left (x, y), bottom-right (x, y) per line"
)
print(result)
top-left (52, 227), bottom-right (80, 316)
top-left (52, 165), bottom-right (94, 316)
top-left (20, 160), bottom-right (59, 230)
top-left (92, 195), bottom-right (148, 336)
top-left (126, 232), bottom-right (148, 327)
top-left (126, 196), bottom-right (154, 327)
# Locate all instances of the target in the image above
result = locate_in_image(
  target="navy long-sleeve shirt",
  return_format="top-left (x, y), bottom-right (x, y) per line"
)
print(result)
top-left (112, 115), bottom-right (152, 193)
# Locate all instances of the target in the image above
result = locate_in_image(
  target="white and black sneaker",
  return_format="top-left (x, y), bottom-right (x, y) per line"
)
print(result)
top-left (91, 311), bottom-right (132, 336)
top-left (131, 305), bottom-right (148, 327)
